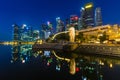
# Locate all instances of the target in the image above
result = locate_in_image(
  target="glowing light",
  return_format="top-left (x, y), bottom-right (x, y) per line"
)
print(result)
top-left (44, 51), bottom-right (50, 57)
top-left (75, 16), bottom-right (78, 20)
top-left (56, 65), bottom-right (60, 71)
top-left (71, 17), bottom-right (74, 20)
top-left (26, 27), bottom-right (29, 30)
top-left (56, 17), bottom-right (60, 20)
top-left (37, 40), bottom-right (42, 44)
top-left (81, 7), bottom-right (85, 11)
top-left (47, 21), bottom-right (50, 25)
top-left (47, 62), bottom-right (50, 66)
top-left (85, 4), bottom-right (93, 9)
top-left (76, 67), bottom-right (80, 72)
top-left (23, 24), bottom-right (27, 27)
top-left (22, 60), bottom-right (25, 63)
top-left (109, 30), bottom-right (112, 33)
top-left (99, 60), bottom-right (104, 65)
top-left (11, 60), bottom-right (13, 63)
top-left (22, 24), bottom-right (27, 29)
top-left (82, 76), bottom-right (87, 80)
top-left (84, 78), bottom-right (87, 80)
top-left (110, 63), bottom-right (113, 68)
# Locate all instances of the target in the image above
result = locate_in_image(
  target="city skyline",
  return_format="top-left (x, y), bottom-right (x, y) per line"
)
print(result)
top-left (0, 0), bottom-right (120, 41)
top-left (1, 1), bottom-right (120, 79)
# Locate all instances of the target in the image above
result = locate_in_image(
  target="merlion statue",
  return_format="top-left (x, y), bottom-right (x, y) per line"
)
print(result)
top-left (68, 27), bottom-right (75, 42)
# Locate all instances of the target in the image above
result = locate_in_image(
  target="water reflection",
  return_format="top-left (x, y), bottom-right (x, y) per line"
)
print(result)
top-left (11, 44), bottom-right (32, 63)
top-left (11, 44), bottom-right (120, 80)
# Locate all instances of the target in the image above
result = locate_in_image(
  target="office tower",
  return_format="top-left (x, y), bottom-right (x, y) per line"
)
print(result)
top-left (56, 17), bottom-right (65, 32)
top-left (12, 24), bottom-right (20, 62)
top-left (41, 23), bottom-right (48, 31)
top-left (47, 21), bottom-right (54, 34)
top-left (81, 2), bottom-right (94, 28)
top-left (40, 30), bottom-right (45, 40)
top-left (70, 15), bottom-right (79, 30)
top-left (65, 18), bottom-right (70, 31)
top-left (45, 31), bottom-right (51, 39)
top-left (40, 24), bottom-right (46, 40)
top-left (33, 30), bottom-right (40, 40)
top-left (12, 24), bottom-right (20, 41)
top-left (56, 17), bottom-right (61, 32)
top-left (78, 18), bottom-right (83, 30)
top-left (80, 7), bottom-right (86, 29)
top-left (20, 24), bottom-right (33, 41)
top-left (95, 7), bottom-right (102, 26)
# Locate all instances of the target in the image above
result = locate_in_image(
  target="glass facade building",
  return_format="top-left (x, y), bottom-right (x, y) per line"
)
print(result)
top-left (81, 3), bottom-right (94, 29)
top-left (95, 7), bottom-right (102, 26)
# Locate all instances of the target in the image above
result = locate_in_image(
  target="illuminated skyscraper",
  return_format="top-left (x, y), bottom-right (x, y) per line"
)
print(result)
top-left (65, 18), bottom-right (70, 31)
top-left (40, 23), bottom-right (47, 40)
top-left (80, 7), bottom-right (86, 29)
top-left (70, 15), bottom-right (79, 30)
top-left (20, 24), bottom-right (33, 41)
top-left (95, 7), bottom-right (102, 26)
top-left (11, 23), bottom-right (20, 62)
top-left (41, 23), bottom-right (47, 31)
top-left (56, 17), bottom-right (65, 32)
top-left (12, 24), bottom-right (20, 41)
top-left (78, 18), bottom-right (83, 30)
top-left (47, 21), bottom-right (54, 34)
top-left (81, 2), bottom-right (94, 28)
top-left (33, 30), bottom-right (40, 40)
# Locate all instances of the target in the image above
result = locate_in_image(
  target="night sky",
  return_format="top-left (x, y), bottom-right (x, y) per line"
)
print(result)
top-left (0, 0), bottom-right (120, 41)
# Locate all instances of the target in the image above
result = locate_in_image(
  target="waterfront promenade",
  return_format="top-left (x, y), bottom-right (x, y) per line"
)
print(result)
top-left (32, 42), bottom-right (120, 57)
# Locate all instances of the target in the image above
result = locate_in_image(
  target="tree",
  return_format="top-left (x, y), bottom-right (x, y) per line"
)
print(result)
top-left (99, 31), bottom-right (108, 43)
top-left (55, 33), bottom-right (69, 41)
top-left (90, 35), bottom-right (97, 39)
top-left (76, 32), bottom-right (85, 43)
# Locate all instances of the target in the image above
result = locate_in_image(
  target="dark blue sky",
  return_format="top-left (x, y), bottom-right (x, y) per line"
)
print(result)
top-left (0, 0), bottom-right (120, 41)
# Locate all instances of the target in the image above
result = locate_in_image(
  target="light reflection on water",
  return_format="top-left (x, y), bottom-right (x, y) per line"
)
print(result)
top-left (0, 44), bottom-right (120, 80)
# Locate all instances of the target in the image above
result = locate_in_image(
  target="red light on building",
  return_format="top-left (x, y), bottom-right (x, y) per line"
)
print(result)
top-left (74, 16), bottom-right (78, 20)
top-left (76, 67), bottom-right (80, 72)
top-left (47, 62), bottom-right (50, 66)
top-left (70, 17), bottom-right (74, 20)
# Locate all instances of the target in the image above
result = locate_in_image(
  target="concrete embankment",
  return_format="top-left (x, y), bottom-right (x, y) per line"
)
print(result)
top-left (66, 44), bottom-right (120, 57)
top-left (32, 43), bottom-right (120, 57)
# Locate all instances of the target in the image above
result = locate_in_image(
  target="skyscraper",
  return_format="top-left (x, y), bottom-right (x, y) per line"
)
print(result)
top-left (78, 18), bottom-right (83, 30)
top-left (20, 24), bottom-right (33, 41)
top-left (12, 24), bottom-right (20, 41)
top-left (81, 2), bottom-right (94, 28)
top-left (56, 17), bottom-right (65, 32)
top-left (70, 15), bottom-right (79, 30)
top-left (33, 30), bottom-right (40, 40)
top-left (80, 7), bottom-right (86, 29)
top-left (65, 18), bottom-right (70, 31)
top-left (47, 21), bottom-right (54, 34)
top-left (12, 24), bottom-right (20, 62)
top-left (95, 7), bottom-right (102, 26)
